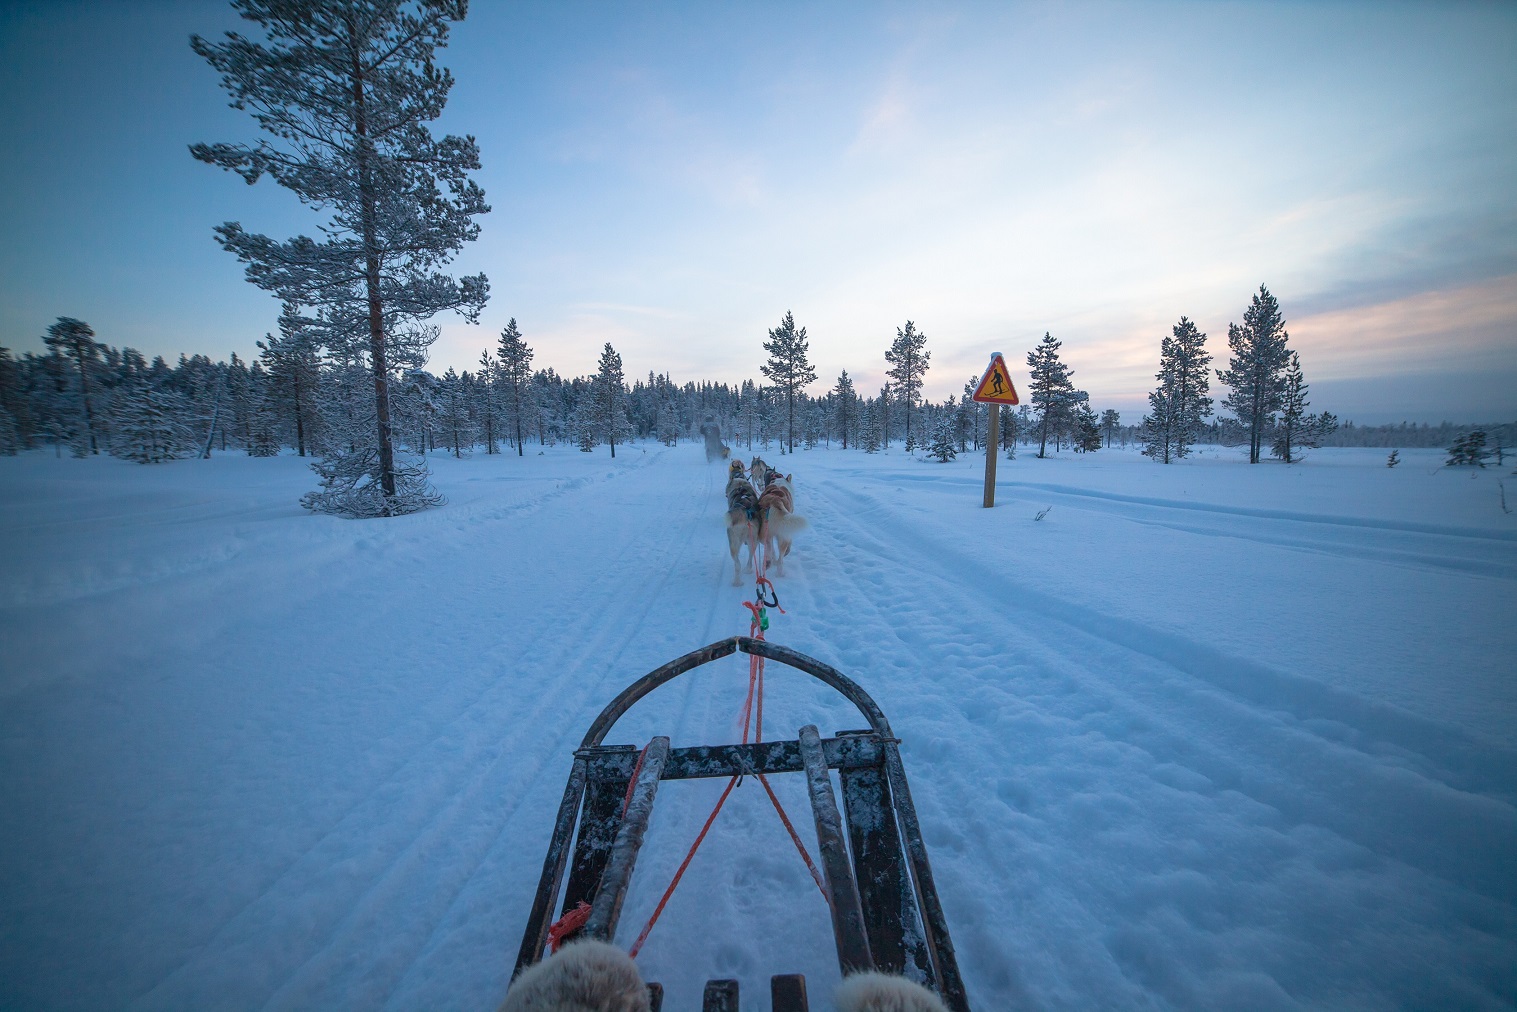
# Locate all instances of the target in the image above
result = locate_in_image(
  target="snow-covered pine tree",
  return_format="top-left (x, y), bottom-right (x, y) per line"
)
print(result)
top-left (258, 306), bottom-right (321, 457)
top-left (885, 320), bottom-right (931, 452)
top-left (656, 400), bottom-right (678, 446)
top-left (955, 392), bottom-right (974, 453)
top-left (1100, 409), bottom-right (1121, 448)
top-left (497, 318), bottom-right (533, 456)
top-left (477, 349), bottom-right (499, 453)
top-left (0, 403), bottom-right (18, 456)
top-left (1026, 332), bottom-right (1075, 458)
top-left (1074, 397), bottom-right (1102, 452)
top-left (924, 399), bottom-right (957, 462)
top-left (861, 396), bottom-right (882, 453)
top-left (110, 384), bottom-right (193, 463)
top-left (832, 371), bottom-right (857, 449)
top-left (1271, 351), bottom-right (1310, 463)
top-left (437, 367), bottom-right (473, 457)
top-left (1447, 430), bottom-right (1489, 467)
top-left (247, 387), bottom-right (283, 456)
top-left (1143, 317), bottom-right (1213, 463)
top-left (1218, 286), bottom-right (1291, 464)
top-left (42, 317), bottom-right (104, 455)
top-left (193, 1), bottom-right (488, 516)
top-left (594, 343), bottom-right (629, 456)
top-left (761, 311), bottom-right (817, 453)
top-left (572, 383), bottom-right (600, 452)
top-left (0, 346), bottom-right (26, 454)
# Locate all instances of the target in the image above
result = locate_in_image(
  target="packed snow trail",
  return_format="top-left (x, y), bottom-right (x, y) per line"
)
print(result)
top-left (0, 445), bottom-right (1513, 1009)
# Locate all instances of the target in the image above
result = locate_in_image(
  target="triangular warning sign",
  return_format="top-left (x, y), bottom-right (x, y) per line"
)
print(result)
top-left (972, 353), bottom-right (1019, 404)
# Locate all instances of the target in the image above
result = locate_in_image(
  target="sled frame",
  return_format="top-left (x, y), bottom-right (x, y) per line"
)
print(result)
top-left (513, 636), bottom-right (969, 1011)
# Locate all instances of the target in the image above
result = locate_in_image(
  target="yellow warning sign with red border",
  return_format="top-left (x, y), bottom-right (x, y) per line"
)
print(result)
top-left (972, 353), bottom-right (1019, 405)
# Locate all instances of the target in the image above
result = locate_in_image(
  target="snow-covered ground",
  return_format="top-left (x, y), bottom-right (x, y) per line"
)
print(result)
top-left (2, 443), bottom-right (1514, 1010)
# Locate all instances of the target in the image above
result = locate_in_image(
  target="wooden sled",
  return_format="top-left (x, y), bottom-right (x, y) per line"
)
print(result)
top-left (514, 636), bottom-right (969, 1011)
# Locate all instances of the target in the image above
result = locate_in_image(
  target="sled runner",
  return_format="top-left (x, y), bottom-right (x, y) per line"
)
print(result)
top-left (513, 636), bottom-right (969, 1011)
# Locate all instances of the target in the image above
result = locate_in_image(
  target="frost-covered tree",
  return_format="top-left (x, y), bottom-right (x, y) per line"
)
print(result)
top-left (927, 405), bottom-right (957, 462)
top-left (761, 311), bottom-right (816, 453)
top-left (1271, 351), bottom-right (1310, 463)
top-left (258, 306), bottom-right (322, 456)
top-left (476, 349), bottom-right (499, 453)
top-left (1218, 286), bottom-right (1291, 464)
top-left (832, 371), bottom-right (858, 449)
top-left (571, 383), bottom-right (600, 452)
top-left (496, 317), bottom-right (533, 456)
top-left (1100, 409), bottom-right (1121, 448)
top-left (594, 343), bottom-right (630, 456)
top-left (1447, 430), bottom-right (1489, 467)
top-left (110, 385), bottom-right (193, 463)
top-left (861, 396), bottom-right (882, 453)
top-left (42, 317), bottom-right (104, 455)
top-left (0, 346), bottom-right (28, 454)
top-left (1142, 317), bottom-right (1212, 463)
top-left (885, 320), bottom-right (931, 452)
top-left (656, 400), bottom-right (679, 446)
top-left (1073, 397), bottom-right (1102, 452)
top-left (192, 0), bottom-right (489, 515)
top-left (1026, 332), bottom-right (1075, 458)
top-left (437, 366), bottom-right (472, 456)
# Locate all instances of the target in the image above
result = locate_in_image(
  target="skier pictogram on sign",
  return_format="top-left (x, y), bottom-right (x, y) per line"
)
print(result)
top-left (972, 353), bottom-right (1019, 404)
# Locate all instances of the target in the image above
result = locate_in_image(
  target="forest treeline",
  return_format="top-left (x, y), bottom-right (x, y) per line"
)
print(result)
top-left (2, 310), bottom-right (1508, 469)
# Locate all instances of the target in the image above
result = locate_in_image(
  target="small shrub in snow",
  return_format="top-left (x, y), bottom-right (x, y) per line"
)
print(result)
top-left (1386, 449), bottom-right (1400, 468)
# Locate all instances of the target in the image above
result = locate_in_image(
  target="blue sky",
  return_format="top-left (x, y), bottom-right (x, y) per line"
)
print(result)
top-left (2, 0), bottom-right (1514, 423)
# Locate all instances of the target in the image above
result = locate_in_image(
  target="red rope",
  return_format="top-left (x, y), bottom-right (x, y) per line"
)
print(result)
top-left (626, 774), bottom-right (740, 958)
top-left (618, 525), bottom-right (828, 959)
top-left (756, 773), bottom-right (827, 897)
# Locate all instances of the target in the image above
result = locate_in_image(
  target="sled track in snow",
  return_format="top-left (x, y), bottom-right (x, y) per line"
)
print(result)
top-left (131, 449), bottom-right (722, 1009)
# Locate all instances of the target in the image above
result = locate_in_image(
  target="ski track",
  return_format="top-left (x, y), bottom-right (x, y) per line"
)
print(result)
top-left (904, 472), bottom-right (1517, 581)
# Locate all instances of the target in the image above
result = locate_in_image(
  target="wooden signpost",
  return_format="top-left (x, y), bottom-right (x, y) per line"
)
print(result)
top-left (971, 353), bottom-right (1019, 508)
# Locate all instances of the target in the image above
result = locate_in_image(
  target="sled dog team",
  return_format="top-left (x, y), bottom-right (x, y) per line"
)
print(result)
top-left (725, 456), bottom-right (806, 586)
top-left (501, 456), bottom-right (952, 1012)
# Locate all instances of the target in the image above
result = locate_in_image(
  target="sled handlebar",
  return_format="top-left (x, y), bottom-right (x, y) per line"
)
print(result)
top-left (580, 637), bottom-right (893, 749)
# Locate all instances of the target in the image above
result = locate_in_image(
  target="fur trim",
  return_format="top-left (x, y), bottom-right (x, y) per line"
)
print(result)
top-left (500, 941), bottom-right (649, 1012)
top-left (836, 972), bottom-right (949, 1012)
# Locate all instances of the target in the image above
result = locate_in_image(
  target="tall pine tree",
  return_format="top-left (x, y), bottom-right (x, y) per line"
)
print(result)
top-left (761, 311), bottom-right (817, 453)
top-left (595, 342), bottom-right (628, 456)
top-left (832, 370), bottom-right (857, 449)
top-left (42, 317), bottom-right (103, 455)
top-left (193, 0), bottom-right (488, 516)
top-left (1142, 317), bottom-right (1212, 463)
top-left (497, 317), bottom-right (533, 456)
top-left (885, 320), bottom-right (930, 452)
top-left (1218, 286), bottom-right (1291, 464)
top-left (1026, 332), bottom-right (1075, 458)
